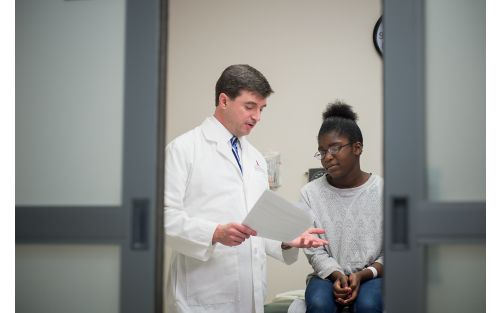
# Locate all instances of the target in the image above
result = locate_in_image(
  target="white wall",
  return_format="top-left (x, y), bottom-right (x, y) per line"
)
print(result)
top-left (166, 0), bottom-right (382, 304)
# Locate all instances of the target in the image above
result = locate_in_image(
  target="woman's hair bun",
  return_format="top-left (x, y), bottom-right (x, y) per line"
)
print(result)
top-left (322, 100), bottom-right (358, 122)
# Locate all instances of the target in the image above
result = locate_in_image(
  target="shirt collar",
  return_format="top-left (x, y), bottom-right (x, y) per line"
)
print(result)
top-left (207, 115), bottom-right (237, 143)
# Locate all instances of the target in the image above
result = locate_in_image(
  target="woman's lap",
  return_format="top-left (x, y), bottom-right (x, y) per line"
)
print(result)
top-left (305, 276), bottom-right (383, 313)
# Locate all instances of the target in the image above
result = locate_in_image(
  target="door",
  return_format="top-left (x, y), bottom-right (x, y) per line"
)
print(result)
top-left (15, 0), bottom-right (167, 312)
top-left (383, 0), bottom-right (485, 312)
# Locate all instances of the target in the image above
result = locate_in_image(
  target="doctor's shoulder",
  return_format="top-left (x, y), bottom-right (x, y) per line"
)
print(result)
top-left (165, 127), bottom-right (199, 161)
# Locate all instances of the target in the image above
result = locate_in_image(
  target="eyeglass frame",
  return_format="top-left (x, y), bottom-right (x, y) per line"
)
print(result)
top-left (313, 142), bottom-right (353, 160)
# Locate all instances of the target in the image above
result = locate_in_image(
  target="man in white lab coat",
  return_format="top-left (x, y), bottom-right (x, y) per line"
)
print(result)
top-left (164, 64), bottom-right (327, 313)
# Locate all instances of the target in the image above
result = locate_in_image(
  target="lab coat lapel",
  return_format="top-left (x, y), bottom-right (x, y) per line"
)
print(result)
top-left (200, 118), bottom-right (243, 177)
top-left (240, 137), bottom-right (268, 215)
top-left (216, 140), bottom-right (243, 177)
top-left (240, 137), bottom-right (251, 176)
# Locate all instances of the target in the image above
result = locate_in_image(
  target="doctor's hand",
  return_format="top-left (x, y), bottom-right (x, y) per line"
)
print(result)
top-left (212, 223), bottom-right (257, 247)
top-left (283, 228), bottom-right (328, 249)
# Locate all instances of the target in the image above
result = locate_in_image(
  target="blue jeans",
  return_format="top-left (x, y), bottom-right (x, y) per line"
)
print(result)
top-left (305, 276), bottom-right (383, 313)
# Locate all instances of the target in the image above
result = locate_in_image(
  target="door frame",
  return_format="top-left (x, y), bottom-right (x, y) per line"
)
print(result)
top-left (383, 0), bottom-right (486, 312)
top-left (15, 1), bottom-right (168, 312)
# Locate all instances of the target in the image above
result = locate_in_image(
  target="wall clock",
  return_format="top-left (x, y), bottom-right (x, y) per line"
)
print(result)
top-left (373, 16), bottom-right (383, 56)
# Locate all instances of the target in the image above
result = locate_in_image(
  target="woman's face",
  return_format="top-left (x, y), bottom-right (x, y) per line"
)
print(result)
top-left (318, 132), bottom-right (361, 181)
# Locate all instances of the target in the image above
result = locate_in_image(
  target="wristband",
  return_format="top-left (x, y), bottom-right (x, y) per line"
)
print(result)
top-left (367, 266), bottom-right (378, 278)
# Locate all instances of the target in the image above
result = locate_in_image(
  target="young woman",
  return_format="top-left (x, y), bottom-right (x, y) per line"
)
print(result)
top-left (301, 101), bottom-right (383, 313)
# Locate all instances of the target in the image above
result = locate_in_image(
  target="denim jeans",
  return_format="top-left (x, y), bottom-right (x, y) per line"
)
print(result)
top-left (305, 275), bottom-right (383, 313)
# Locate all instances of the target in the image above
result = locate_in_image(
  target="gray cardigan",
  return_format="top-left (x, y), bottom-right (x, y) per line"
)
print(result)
top-left (300, 174), bottom-right (384, 280)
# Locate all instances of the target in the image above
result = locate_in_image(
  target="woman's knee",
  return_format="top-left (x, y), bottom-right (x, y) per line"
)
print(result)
top-left (306, 294), bottom-right (335, 313)
top-left (353, 295), bottom-right (382, 313)
top-left (305, 277), bottom-right (336, 313)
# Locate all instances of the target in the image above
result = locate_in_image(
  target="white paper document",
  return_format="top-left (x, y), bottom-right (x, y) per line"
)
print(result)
top-left (242, 190), bottom-right (313, 243)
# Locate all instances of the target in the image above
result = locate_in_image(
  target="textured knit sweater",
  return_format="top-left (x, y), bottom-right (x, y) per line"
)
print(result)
top-left (300, 174), bottom-right (384, 279)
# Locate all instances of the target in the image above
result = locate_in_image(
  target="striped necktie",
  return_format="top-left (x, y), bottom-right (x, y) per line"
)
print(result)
top-left (230, 136), bottom-right (243, 174)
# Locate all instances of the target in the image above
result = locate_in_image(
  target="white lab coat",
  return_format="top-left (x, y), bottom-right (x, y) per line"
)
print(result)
top-left (164, 116), bottom-right (298, 313)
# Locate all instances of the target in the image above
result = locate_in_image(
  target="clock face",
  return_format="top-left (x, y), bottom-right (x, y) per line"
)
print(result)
top-left (373, 16), bottom-right (383, 56)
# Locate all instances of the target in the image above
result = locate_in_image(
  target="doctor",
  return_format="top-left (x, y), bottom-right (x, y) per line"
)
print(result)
top-left (164, 64), bottom-right (327, 313)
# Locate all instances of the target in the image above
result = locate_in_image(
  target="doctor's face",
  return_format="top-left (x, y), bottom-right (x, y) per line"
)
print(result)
top-left (218, 90), bottom-right (267, 137)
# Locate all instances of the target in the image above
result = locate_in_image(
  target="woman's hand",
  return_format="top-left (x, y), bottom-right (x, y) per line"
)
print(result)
top-left (342, 272), bottom-right (362, 305)
top-left (332, 274), bottom-right (352, 304)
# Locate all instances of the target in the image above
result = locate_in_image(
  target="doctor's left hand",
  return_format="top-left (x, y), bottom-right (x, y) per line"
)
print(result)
top-left (212, 223), bottom-right (257, 247)
top-left (283, 228), bottom-right (328, 249)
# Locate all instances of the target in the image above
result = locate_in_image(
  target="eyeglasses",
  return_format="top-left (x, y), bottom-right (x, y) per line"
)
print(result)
top-left (314, 143), bottom-right (352, 160)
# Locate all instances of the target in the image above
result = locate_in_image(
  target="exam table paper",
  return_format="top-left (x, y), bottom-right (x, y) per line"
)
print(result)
top-left (242, 190), bottom-right (313, 243)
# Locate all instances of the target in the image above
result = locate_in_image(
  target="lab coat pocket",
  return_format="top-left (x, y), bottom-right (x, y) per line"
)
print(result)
top-left (185, 246), bottom-right (239, 305)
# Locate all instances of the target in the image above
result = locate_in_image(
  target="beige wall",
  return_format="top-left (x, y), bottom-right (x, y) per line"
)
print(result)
top-left (165, 0), bottom-right (382, 304)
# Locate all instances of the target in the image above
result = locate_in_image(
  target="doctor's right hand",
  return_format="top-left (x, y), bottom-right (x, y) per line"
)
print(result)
top-left (212, 223), bottom-right (257, 246)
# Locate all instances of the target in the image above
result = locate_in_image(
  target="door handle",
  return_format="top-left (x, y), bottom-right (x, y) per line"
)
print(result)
top-left (391, 196), bottom-right (409, 250)
top-left (131, 198), bottom-right (149, 250)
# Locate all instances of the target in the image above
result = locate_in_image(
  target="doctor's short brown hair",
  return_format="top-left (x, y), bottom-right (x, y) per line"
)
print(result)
top-left (215, 64), bottom-right (273, 106)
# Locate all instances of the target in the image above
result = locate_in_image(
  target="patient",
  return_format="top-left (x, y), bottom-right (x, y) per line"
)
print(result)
top-left (299, 101), bottom-right (383, 313)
